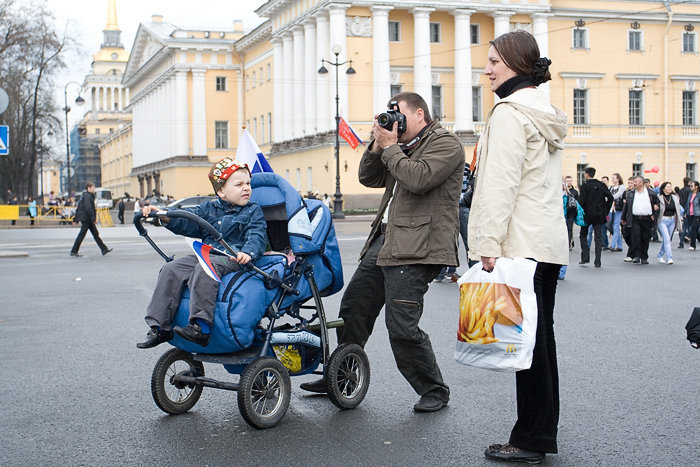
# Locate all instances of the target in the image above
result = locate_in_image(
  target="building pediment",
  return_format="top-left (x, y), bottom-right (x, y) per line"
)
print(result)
top-left (122, 23), bottom-right (174, 86)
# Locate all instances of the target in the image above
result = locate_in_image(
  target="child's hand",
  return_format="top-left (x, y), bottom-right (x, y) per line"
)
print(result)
top-left (236, 252), bottom-right (252, 264)
top-left (141, 205), bottom-right (159, 217)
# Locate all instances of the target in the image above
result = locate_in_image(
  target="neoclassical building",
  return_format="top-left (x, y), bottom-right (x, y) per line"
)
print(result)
top-left (101, 0), bottom-right (700, 204)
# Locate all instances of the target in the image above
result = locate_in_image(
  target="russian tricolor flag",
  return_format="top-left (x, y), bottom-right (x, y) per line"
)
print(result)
top-left (188, 239), bottom-right (229, 283)
top-left (236, 128), bottom-right (274, 173)
top-left (339, 117), bottom-right (365, 150)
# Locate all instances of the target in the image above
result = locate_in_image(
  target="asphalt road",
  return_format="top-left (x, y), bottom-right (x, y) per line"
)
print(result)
top-left (0, 220), bottom-right (698, 467)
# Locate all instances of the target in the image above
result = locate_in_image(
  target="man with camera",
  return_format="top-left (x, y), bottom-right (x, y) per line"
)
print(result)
top-left (300, 92), bottom-right (465, 412)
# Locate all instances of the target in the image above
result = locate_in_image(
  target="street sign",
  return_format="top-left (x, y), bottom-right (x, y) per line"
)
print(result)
top-left (0, 125), bottom-right (8, 156)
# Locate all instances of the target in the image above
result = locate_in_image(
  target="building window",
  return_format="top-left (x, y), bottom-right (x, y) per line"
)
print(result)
top-left (390, 84), bottom-right (403, 98)
top-left (472, 86), bottom-right (482, 122)
top-left (285, 169), bottom-right (290, 181)
top-left (687, 162), bottom-right (697, 180)
top-left (629, 90), bottom-right (643, 125)
top-left (576, 163), bottom-right (589, 187)
top-left (216, 76), bottom-right (227, 91)
top-left (430, 23), bottom-right (441, 43)
top-left (470, 24), bottom-right (480, 45)
top-left (259, 68), bottom-right (263, 85)
top-left (683, 32), bottom-right (696, 53)
top-left (573, 28), bottom-right (588, 49)
top-left (267, 64), bottom-right (271, 81)
top-left (253, 118), bottom-right (257, 142)
top-left (573, 89), bottom-right (588, 125)
top-left (628, 30), bottom-right (642, 52)
top-left (260, 115), bottom-right (265, 143)
top-left (268, 113), bottom-right (272, 142)
top-left (215, 121), bottom-right (228, 149)
top-left (295, 168), bottom-right (301, 191)
top-left (431, 85), bottom-right (443, 121)
top-left (252, 71), bottom-right (256, 88)
top-left (388, 21), bottom-right (400, 42)
top-left (683, 90), bottom-right (697, 126)
top-left (632, 163), bottom-right (644, 177)
top-left (307, 167), bottom-right (313, 191)
top-left (95, 128), bottom-right (100, 134)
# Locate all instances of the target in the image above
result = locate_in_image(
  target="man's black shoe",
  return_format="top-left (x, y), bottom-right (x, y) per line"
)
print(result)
top-left (641, 259), bottom-right (649, 264)
top-left (678, 243), bottom-right (684, 249)
top-left (413, 394), bottom-right (448, 413)
top-left (484, 443), bottom-right (545, 464)
top-left (299, 378), bottom-right (327, 394)
top-left (136, 327), bottom-right (173, 349)
top-left (69, 252), bottom-right (82, 257)
top-left (578, 260), bottom-right (589, 265)
top-left (632, 257), bottom-right (641, 264)
top-left (594, 263), bottom-right (601, 268)
top-left (102, 248), bottom-right (113, 256)
top-left (173, 322), bottom-right (210, 346)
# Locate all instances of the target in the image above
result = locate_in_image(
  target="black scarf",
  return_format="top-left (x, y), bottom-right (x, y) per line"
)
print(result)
top-left (495, 75), bottom-right (536, 99)
top-left (399, 124), bottom-right (430, 155)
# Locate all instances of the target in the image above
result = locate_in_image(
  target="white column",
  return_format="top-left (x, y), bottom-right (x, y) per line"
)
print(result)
top-left (371, 6), bottom-right (393, 114)
top-left (532, 13), bottom-right (551, 101)
top-left (315, 13), bottom-right (331, 133)
top-left (303, 19), bottom-right (317, 135)
top-left (165, 79), bottom-right (173, 157)
top-left (125, 88), bottom-right (130, 107)
top-left (292, 25), bottom-right (305, 138)
top-left (113, 86), bottom-right (118, 111)
top-left (101, 86), bottom-right (107, 111)
top-left (492, 11), bottom-right (514, 38)
top-left (237, 70), bottom-right (244, 140)
top-left (272, 37), bottom-right (283, 142)
top-left (412, 7), bottom-right (434, 105)
top-left (453, 9), bottom-right (475, 132)
top-left (328, 3), bottom-right (350, 122)
top-left (191, 69), bottom-right (207, 155)
top-left (155, 85), bottom-right (162, 160)
top-left (282, 32), bottom-right (293, 141)
top-left (174, 70), bottom-right (189, 155)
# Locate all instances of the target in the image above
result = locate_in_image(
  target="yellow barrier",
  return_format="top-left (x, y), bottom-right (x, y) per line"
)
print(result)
top-left (38, 206), bottom-right (75, 224)
top-left (1, 205), bottom-right (113, 226)
top-left (97, 208), bottom-right (114, 227)
top-left (0, 205), bottom-right (19, 220)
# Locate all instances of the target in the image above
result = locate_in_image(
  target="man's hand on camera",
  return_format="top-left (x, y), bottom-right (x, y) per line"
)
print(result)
top-left (372, 114), bottom-right (398, 150)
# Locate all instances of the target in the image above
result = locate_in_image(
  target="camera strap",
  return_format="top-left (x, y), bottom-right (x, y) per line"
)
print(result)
top-left (400, 125), bottom-right (429, 154)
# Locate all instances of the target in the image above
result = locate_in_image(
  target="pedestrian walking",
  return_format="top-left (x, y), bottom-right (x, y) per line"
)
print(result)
top-left (563, 176), bottom-right (578, 250)
top-left (655, 182), bottom-right (682, 264)
top-left (686, 180), bottom-right (700, 251)
top-left (578, 167), bottom-right (613, 267)
top-left (468, 30), bottom-right (568, 464)
top-left (27, 196), bottom-right (37, 226)
top-left (678, 177), bottom-right (693, 247)
top-left (299, 92), bottom-right (463, 413)
top-left (8, 194), bottom-right (17, 225)
top-left (118, 198), bottom-right (125, 224)
top-left (69, 182), bottom-right (113, 257)
top-left (609, 173), bottom-right (625, 251)
top-left (621, 176), bottom-right (659, 264)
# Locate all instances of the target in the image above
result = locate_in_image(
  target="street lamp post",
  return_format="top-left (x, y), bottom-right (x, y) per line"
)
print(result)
top-left (318, 44), bottom-right (355, 219)
top-left (63, 81), bottom-right (85, 195)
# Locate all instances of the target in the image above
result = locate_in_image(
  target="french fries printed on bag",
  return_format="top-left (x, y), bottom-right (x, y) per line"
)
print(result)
top-left (458, 282), bottom-right (522, 344)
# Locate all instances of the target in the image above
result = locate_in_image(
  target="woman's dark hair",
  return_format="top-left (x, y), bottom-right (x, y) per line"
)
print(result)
top-left (659, 181), bottom-right (671, 194)
top-left (490, 30), bottom-right (552, 86)
top-left (612, 173), bottom-right (623, 185)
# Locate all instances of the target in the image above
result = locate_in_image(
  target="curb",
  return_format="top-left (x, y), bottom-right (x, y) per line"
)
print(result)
top-left (0, 251), bottom-right (29, 258)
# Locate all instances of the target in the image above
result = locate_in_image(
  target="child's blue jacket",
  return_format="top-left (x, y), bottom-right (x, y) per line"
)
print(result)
top-left (164, 198), bottom-right (267, 259)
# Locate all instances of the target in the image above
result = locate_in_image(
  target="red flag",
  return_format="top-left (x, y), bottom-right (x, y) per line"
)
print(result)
top-left (338, 117), bottom-right (364, 149)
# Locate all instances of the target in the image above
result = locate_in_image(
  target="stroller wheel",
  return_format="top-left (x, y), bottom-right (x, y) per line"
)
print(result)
top-left (238, 357), bottom-right (291, 429)
top-left (151, 348), bottom-right (204, 415)
top-left (326, 344), bottom-right (370, 410)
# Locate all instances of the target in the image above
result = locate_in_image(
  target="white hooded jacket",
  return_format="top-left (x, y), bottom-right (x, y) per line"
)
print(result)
top-left (468, 87), bottom-right (569, 265)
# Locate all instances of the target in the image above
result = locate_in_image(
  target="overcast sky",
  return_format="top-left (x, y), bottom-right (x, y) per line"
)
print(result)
top-left (46, 0), bottom-right (267, 126)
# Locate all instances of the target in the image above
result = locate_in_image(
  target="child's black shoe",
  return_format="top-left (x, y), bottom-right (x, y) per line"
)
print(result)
top-left (174, 322), bottom-right (210, 346)
top-left (136, 327), bottom-right (173, 349)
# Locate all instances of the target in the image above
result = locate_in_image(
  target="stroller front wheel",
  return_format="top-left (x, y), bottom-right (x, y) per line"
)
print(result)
top-left (326, 344), bottom-right (370, 410)
top-left (238, 357), bottom-right (291, 429)
top-left (151, 348), bottom-right (204, 415)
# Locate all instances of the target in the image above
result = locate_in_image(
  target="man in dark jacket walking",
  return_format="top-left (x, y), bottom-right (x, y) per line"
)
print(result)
top-left (678, 177), bottom-right (692, 247)
top-left (578, 167), bottom-right (613, 267)
top-left (70, 182), bottom-right (112, 257)
top-left (621, 176), bottom-right (660, 264)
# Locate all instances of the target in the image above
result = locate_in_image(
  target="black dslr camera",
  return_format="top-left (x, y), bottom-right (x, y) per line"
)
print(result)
top-left (377, 100), bottom-right (407, 134)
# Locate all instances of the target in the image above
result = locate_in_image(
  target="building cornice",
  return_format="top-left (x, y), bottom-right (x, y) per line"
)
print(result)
top-left (131, 155), bottom-right (211, 176)
top-left (552, 7), bottom-right (700, 23)
top-left (235, 21), bottom-right (272, 52)
top-left (671, 75), bottom-right (700, 81)
top-left (615, 73), bottom-right (660, 80)
top-left (559, 72), bottom-right (605, 79)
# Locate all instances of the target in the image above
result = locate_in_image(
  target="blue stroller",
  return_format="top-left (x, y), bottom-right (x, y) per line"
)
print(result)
top-left (134, 172), bottom-right (370, 429)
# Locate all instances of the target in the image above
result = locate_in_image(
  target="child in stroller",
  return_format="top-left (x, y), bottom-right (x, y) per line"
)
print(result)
top-left (137, 157), bottom-right (267, 349)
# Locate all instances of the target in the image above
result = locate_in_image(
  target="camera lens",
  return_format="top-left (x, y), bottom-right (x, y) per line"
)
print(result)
top-left (377, 113), bottom-right (389, 126)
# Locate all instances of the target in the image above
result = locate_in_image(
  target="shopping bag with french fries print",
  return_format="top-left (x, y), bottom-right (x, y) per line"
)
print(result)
top-left (454, 257), bottom-right (538, 372)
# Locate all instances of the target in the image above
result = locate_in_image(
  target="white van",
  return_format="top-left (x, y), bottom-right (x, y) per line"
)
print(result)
top-left (94, 188), bottom-right (113, 209)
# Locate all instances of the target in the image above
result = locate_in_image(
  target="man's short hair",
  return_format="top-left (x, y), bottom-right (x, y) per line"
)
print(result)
top-left (584, 167), bottom-right (596, 178)
top-left (85, 182), bottom-right (95, 189)
top-left (644, 178), bottom-right (650, 184)
top-left (388, 92), bottom-right (432, 123)
top-left (601, 176), bottom-right (609, 181)
top-left (683, 177), bottom-right (691, 186)
top-left (635, 176), bottom-right (645, 182)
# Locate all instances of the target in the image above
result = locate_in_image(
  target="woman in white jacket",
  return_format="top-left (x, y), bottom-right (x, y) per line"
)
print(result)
top-left (469, 30), bottom-right (568, 465)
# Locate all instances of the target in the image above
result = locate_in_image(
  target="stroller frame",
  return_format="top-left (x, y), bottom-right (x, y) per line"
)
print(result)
top-left (134, 208), bottom-right (370, 429)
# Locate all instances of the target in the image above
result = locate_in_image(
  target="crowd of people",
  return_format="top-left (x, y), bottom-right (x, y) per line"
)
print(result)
top-left (562, 172), bottom-right (699, 268)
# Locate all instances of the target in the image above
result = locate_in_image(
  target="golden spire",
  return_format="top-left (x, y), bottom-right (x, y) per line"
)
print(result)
top-left (105, 0), bottom-right (119, 31)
